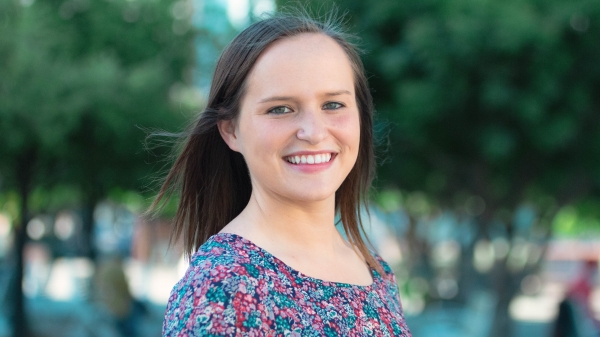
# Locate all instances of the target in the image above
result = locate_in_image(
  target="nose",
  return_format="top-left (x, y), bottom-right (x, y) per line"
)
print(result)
top-left (296, 109), bottom-right (327, 144)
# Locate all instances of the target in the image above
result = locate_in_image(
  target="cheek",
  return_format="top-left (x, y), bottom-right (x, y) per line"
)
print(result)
top-left (239, 118), bottom-right (286, 158)
top-left (331, 112), bottom-right (361, 150)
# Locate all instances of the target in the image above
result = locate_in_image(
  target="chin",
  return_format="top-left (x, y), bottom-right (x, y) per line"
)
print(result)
top-left (285, 186), bottom-right (338, 203)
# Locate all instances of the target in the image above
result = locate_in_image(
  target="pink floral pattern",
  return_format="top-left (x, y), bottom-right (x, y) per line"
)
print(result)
top-left (163, 233), bottom-right (411, 336)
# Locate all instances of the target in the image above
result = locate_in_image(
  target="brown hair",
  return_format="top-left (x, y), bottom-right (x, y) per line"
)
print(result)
top-left (150, 11), bottom-right (382, 275)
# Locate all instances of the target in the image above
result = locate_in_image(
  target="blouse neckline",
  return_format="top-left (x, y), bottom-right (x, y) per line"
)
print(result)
top-left (209, 232), bottom-right (381, 291)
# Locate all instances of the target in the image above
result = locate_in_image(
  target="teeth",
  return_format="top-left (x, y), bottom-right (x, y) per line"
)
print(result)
top-left (285, 153), bottom-right (333, 165)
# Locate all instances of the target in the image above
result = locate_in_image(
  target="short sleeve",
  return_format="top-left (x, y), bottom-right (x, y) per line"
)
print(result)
top-left (371, 252), bottom-right (412, 336)
top-left (163, 261), bottom-right (272, 337)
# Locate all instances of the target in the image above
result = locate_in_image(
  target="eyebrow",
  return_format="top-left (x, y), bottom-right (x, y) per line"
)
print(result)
top-left (257, 90), bottom-right (352, 103)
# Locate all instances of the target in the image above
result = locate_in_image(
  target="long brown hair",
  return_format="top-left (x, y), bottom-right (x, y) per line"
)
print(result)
top-left (150, 11), bottom-right (382, 275)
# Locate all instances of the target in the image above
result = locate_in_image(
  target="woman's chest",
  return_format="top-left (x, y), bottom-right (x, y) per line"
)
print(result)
top-left (259, 279), bottom-right (410, 336)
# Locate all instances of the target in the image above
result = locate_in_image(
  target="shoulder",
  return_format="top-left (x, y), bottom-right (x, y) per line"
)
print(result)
top-left (369, 250), bottom-right (404, 295)
top-left (163, 235), bottom-right (272, 336)
top-left (368, 249), bottom-right (396, 279)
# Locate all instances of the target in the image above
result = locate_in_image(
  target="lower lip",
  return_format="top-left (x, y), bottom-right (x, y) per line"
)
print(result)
top-left (284, 155), bottom-right (336, 173)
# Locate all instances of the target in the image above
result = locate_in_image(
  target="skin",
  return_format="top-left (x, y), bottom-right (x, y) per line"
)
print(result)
top-left (218, 33), bottom-right (372, 286)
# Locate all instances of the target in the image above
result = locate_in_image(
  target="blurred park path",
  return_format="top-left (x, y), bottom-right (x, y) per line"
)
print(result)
top-left (21, 298), bottom-right (164, 337)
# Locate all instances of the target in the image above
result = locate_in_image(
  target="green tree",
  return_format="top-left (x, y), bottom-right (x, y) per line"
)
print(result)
top-left (0, 0), bottom-right (195, 335)
top-left (279, 0), bottom-right (600, 335)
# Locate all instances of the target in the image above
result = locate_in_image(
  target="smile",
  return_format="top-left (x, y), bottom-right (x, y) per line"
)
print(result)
top-left (284, 153), bottom-right (334, 165)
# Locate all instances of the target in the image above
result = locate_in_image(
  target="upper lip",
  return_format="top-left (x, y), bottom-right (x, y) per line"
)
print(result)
top-left (282, 150), bottom-right (337, 157)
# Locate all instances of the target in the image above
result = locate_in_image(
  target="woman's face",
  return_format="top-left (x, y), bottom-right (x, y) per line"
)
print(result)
top-left (219, 33), bottom-right (360, 204)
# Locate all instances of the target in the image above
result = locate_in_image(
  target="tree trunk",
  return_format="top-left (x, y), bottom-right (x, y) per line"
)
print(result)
top-left (80, 197), bottom-right (97, 261)
top-left (11, 191), bottom-right (28, 337)
top-left (489, 262), bottom-right (518, 337)
top-left (489, 292), bottom-right (513, 337)
top-left (11, 149), bottom-right (35, 337)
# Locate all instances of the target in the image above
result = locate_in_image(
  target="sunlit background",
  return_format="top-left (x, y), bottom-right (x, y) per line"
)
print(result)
top-left (1, 0), bottom-right (599, 336)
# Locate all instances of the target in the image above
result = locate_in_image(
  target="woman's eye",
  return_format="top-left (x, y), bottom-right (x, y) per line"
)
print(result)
top-left (323, 102), bottom-right (344, 110)
top-left (267, 106), bottom-right (292, 115)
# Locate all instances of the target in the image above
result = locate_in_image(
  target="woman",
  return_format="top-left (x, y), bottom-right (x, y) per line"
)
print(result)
top-left (154, 11), bottom-right (412, 336)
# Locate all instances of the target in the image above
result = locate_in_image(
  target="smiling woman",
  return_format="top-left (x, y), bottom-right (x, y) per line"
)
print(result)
top-left (150, 9), bottom-right (412, 337)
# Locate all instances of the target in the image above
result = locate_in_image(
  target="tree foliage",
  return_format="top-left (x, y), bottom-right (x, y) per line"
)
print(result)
top-left (0, 0), bottom-right (195, 199)
top-left (0, 0), bottom-right (196, 334)
top-left (363, 0), bottom-right (600, 212)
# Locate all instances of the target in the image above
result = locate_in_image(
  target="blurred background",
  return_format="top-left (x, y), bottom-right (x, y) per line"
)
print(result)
top-left (0, 0), bottom-right (599, 336)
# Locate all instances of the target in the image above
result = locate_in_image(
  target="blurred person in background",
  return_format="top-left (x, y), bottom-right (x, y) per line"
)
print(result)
top-left (93, 255), bottom-right (147, 337)
top-left (149, 9), bottom-right (412, 337)
top-left (552, 259), bottom-right (599, 337)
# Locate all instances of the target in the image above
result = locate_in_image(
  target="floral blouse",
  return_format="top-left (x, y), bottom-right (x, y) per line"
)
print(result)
top-left (163, 233), bottom-right (411, 336)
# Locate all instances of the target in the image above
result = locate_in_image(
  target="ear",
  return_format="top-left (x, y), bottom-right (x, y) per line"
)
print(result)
top-left (217, 119), bottom-right (241, 152)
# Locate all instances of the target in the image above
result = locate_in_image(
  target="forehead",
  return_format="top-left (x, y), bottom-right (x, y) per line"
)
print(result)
top-left (244, 33), bottom-right (355, 98)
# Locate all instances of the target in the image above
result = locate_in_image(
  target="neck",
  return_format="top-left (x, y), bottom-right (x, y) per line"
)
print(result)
top-left (226, 190), bottom-right (347, 258)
